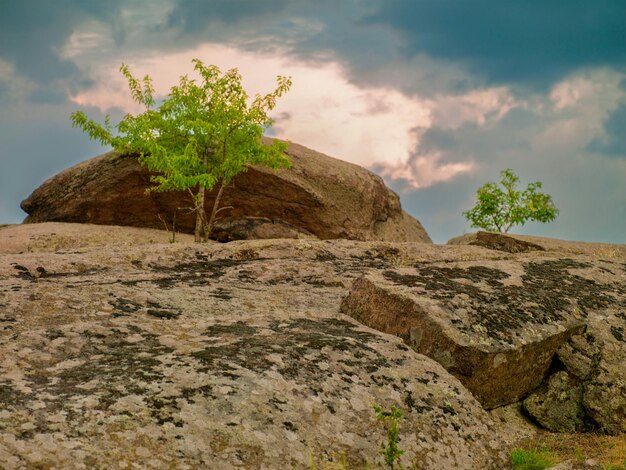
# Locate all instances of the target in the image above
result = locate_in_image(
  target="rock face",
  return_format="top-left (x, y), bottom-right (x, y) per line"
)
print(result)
top-left (523, 371), bottom-right (586, 433)
top-left (0, 224), bottom-right (624, 468)
top-left (0, 225), bottom-right (505, 469)
top-left (340, 264), bottom-right (588, 409)
top-left (20, 138), bottom-right (431, 243)
top-left (341, 235), bottom-right (626, 433)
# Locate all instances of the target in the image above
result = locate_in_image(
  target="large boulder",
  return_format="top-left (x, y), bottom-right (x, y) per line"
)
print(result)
top-left (20, 138), bottom-right (431, 243)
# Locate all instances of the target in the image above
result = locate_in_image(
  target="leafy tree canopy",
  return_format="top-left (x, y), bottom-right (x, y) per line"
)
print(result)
top-left (463, 169), bottom-right (559, 233)
top-left (71, 59), bottom-right (292, 241)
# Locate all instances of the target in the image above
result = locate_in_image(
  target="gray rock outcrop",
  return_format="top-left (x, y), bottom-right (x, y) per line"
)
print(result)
top-left (341, 237), bottom-right (626, 433)
top-left (0, 223), bottom-right (624, 469)
top-left (1, 225), bottom-right (510, 469)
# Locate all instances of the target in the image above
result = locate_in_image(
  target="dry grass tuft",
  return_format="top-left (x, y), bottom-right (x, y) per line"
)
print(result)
top-left (518, 430), bottom-right (626, 467)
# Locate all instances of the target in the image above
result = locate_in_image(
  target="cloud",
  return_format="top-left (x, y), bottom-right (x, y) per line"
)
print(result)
top-left (377, 78), bottom-right (626, 243)
top-left (586, 103), bottom-right (626, 158)
top-left (373, 152), bottom-right (473, 189)
top-left (166, 0), bottom-right (292, 32)
top-left (0, 0), bottom-right (125, 102)
top-left (68, 42), bottom-right (435, 173)
top-left (370, 86), bottom-right (523, 188)
top-left (0, 59), bottom-right (36, 103)
top-left (427, 87), bottom-right (523, 129)
top-left (1, 0), bottom-right (624, 245)
top-left (367, 0), bottom-right (626, 90)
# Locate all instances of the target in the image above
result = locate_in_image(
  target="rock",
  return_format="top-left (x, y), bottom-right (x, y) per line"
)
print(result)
top-left (340, 263), bottom-right (587, 409)
top-left (447, 232), bottom-right (626, 433)
top-left (488, 402), bottom-right (539, 451)
top-left (520, 287), bottom-right (626, 435)
top-left (20, 138), bottom-right (431, 243)
top-left (556, 331), bottom-right (602, 380)
top-left (447, 232), bottom-right (626, 258)
top-left (211, 216), bottom-right (316, 242)
top-left (0, 222), bottom-right (195, 254)
top-left (523, 371), bottom-right (586, 432)
top-left (448, 231), bottom-right (545, 253)
top-left (548, 459), bottom-right (603, 470)
top-left (1, 223), bottom-right (624, 468)
top-left (0, 226), bottom-right (513, 469)
top-left (557, 314), bottom-right (626, 435)
top-left (340, 256), bottom-right (625, 412)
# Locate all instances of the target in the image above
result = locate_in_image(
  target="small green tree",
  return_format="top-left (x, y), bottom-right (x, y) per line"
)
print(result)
top-left (71, 59), bottom-right (292, 242)
top-left (463, 169), bottom-right (559, 233)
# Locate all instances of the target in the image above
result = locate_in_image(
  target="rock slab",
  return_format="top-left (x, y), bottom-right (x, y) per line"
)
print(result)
top-left (341, 255), bottom-right (625, 422)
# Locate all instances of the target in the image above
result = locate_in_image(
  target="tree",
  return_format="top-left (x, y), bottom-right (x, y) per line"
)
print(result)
top-left (463, 169), bottom-right (559, 233)
top-left (71, 59), bottom-right (292, 242)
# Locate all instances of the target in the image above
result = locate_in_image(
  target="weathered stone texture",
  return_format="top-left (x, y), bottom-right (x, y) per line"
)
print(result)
top-left (523, 371), bottom-right (586, 433)
top-left (341, 253), bottom-right (626, 433)
top-left (0, 223), bottom-right (623, 470)
top-left (0, 228), bottom-right (511, 469)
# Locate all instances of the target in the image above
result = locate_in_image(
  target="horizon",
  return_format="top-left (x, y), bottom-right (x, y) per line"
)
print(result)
top-left (1, 1), bottom-right (624, 243)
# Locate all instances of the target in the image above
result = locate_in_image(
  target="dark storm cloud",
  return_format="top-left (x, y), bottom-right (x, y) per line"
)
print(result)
top-left (166, 0), bottom-right (291, 32)
top-left (0, 0), bottom-right (124, 100)
top-left (367, 0), bottom-right (626, 90)
top-left (420, 108), bottom-right (536, 160)
top-left (587, 103), bottom-right (626, 158)
top-left (162, 0), bottom-right (411, 93)
top-left (160, 0), bottom-right (626, 96)
top-left (418, 128), bottom-right (459, 153)
top-left (163, 0), bottom-right (380, 64)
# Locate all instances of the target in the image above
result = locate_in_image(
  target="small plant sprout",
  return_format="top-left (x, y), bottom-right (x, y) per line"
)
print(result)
top-left (373, 404), bottom-right (415, 470)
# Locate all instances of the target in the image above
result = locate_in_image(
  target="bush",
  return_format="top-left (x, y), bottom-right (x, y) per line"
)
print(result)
top-left (464, 169), bottom-right (559, 233)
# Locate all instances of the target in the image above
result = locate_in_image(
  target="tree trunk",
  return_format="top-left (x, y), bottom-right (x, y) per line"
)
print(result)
top-left (194, 186), bottom-right (207, 242)
top-left (194, 151), bottom-right (210, 242)
top-left (206, 178), bottom-right (226, 240)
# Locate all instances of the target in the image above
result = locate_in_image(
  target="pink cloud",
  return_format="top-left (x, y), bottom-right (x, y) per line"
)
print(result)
top-left (377, 152), bottom-right (474, 189)
top-left (68, 42), bottom-right (497, 189)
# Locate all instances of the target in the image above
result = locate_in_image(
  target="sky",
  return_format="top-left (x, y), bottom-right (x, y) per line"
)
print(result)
top-left (0, 0), bottom-right (624, 244)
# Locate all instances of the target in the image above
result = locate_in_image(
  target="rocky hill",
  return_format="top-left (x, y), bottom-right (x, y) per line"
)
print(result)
top-left (0, 223), bottom-right (624, 469)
